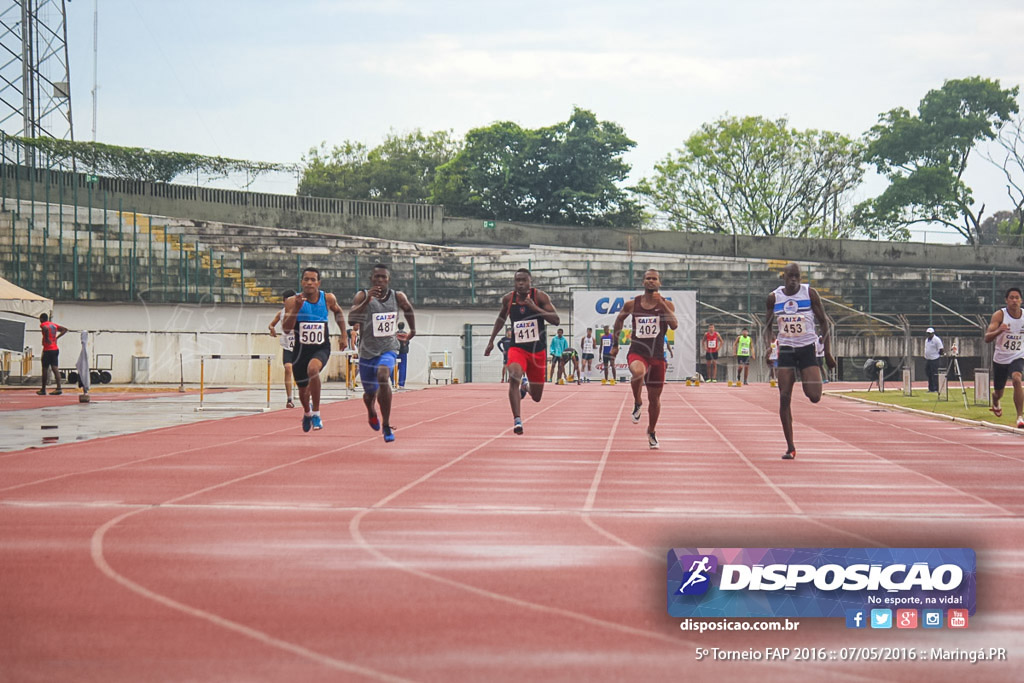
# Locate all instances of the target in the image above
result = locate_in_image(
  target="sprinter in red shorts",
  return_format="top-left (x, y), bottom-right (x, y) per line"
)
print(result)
top-left (612, 269), bottom-right (678, 449)
top-left (484, 268), bottom-right (560, 435)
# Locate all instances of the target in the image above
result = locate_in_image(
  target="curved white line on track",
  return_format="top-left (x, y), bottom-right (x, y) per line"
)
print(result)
top-left (89, 393), bottom-right (497, 682)
top-left (349, 391), bottom-right (686, 646)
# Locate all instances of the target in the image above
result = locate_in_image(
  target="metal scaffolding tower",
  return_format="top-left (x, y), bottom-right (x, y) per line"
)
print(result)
top-left (0, 0), bottom-right (75, 158)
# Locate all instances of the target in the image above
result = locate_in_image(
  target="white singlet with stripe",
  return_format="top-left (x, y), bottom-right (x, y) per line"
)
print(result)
top-left (993, 307), bottom-right (1024, 364)
top-left (772, 284), bottom-right (818, 348)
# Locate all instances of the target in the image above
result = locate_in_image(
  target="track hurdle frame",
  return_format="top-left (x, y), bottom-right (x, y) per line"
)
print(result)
top-left (197, 354), bottom-right (273, 412)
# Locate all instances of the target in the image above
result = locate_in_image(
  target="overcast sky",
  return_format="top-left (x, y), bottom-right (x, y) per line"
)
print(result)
top-left (56, 0), bottom-right (1024, 239)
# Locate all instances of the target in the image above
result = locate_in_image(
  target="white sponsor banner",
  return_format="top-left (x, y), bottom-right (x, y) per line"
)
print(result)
top-left (572, 290), bottom-right (696, 381)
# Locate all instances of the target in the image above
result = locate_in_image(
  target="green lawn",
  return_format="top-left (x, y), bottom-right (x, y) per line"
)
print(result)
top-left (835, 388), bottom-right (1021, 426)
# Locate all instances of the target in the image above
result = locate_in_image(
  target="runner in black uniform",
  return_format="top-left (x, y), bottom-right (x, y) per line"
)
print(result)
top-left (282, 268), bottom-right (347, 432)
top-left (484, 268), bottom-right (560, 434)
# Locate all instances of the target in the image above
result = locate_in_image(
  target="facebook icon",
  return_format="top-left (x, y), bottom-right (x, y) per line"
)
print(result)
top-left (845, 609), bottom-right (867, 629)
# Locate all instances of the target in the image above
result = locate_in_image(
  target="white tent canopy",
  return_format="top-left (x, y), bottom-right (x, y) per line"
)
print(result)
top-left (0, 276), bottom-right (53, 319)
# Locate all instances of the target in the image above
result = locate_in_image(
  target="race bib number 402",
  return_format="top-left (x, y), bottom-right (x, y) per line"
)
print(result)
top-left (635, 315), bottom-right (660, 339)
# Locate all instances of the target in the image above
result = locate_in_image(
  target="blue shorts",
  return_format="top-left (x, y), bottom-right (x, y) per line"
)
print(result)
top-left (359, 351), bottom-right (398, 393)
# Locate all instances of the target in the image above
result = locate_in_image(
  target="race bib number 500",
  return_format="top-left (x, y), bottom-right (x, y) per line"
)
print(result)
top-left (299, 321), bottom-right (326, 346)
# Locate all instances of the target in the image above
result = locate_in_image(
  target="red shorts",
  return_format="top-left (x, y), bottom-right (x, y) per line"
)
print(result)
top-left (507, 347), bottom-right (547, 384)
top-left (627, 353), bottom-right (666, 385)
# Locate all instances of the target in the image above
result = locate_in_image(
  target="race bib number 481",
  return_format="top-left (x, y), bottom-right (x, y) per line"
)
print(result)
top-left (372, 311), bottom-right (398, 337)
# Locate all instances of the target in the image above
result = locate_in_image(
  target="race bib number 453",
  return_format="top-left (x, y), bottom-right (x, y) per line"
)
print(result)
top-left (778, 315), bottom-right (805, 337)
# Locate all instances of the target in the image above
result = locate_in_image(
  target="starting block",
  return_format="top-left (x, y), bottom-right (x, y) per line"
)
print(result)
top-left (770, 379), bottom-right (778, 387)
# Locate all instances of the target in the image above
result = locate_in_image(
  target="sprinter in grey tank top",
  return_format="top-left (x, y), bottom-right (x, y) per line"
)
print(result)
top-left (350, 264), bottom-right (417, 443)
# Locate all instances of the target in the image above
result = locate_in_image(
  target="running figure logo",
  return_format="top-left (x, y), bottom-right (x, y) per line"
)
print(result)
top-left (677, 554), bottom-right (718, 595)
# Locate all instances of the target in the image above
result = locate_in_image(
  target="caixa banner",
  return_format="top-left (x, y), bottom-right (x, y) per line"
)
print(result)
top-left (667, 548), bottom-right (975, 618)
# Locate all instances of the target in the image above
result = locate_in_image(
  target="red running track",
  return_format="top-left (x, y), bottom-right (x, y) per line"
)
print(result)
top-left (1, 382), bottom-right (1022, 682)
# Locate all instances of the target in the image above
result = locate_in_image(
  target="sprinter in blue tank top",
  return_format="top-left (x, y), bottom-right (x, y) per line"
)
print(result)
top-left (283, 267), bottom-right (347, 433)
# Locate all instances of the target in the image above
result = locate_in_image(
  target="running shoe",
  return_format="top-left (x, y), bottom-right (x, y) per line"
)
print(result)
top-left (50, 389), bottom-right (62, 395)
top-left (302, 414), bottom-right (313, 433)
top-left (286, 398), bottom-right (295, 409)
top-left (782, 448), bottom-right (796, 460)
top-left (312, 415), bottom-right (323, 431)
top-left (36, 389), bottom-right (46, 395)
top-left (513, 417), bottom-right (524, 435)
top-left (648, 432), bottom-right (660, 449)
top-left (631, 403), bottom-right (642, 424)
top-left (520, 376), bottom-right (529, 399)
top-left (368, 414), bottom-right (381, 431)
top-left (383, 425), bottom-right (395, 443)
top-left (1017, 417), bottom-right (1024, 429)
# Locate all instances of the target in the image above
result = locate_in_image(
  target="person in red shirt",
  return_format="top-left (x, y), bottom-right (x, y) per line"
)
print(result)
top-left (38, 313), bottom-right (68, 395)
top-left (702, 324), bottom-right (723, 382)
top-left (611, 269), bottom-right (678, 449)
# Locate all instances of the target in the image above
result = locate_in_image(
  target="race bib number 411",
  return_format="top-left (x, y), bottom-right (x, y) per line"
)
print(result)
top-left (514, 320), bottom-right (539, 344)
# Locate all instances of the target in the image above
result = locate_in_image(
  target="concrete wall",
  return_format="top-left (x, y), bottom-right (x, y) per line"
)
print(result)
top-left (5, 165), bottom-right (1024, 272)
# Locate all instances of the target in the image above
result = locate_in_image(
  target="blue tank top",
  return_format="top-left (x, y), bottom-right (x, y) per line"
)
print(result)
top-left (295, 292), bottom-right (330, 349)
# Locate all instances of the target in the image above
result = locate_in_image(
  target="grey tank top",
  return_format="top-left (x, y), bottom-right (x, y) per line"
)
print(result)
top-left (357, 289), bottom-right (400, 358)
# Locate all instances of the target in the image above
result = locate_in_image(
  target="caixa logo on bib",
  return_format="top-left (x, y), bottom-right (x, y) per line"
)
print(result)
top-left (667, 548), bottom-right (975, 618)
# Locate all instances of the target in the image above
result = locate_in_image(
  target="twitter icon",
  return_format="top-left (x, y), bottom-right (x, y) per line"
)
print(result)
top-left (870, 609), bottom-right (892, 629)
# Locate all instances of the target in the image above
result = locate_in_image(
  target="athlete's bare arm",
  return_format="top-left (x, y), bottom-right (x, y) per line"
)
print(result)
top-left (526, 289), bottom-right (560, 326)
top-left (396, 291), bottom-right (416, 341)
top-left (282, 295), bottom-right (303, 334)
top-left (764, 293), bottom-right (777, 362)
top-left (485, 293), bottom-right (514, 356)
top-left (325, 293), bottom-right (347, 351)
top-left (985, 309), bottom-right (1008, 343)
top-left (809, 288), bottom-right (836, 369)
top-left (610, 300), bottom-right (635, 355)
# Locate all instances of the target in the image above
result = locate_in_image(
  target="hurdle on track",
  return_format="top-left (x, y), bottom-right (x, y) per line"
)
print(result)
top-left (196, 354), bottom-right (272, 412)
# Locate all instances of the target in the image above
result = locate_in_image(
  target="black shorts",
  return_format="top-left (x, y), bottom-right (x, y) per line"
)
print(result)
top-left (282, 347), bottom-right (296, 366)
top-left (292, 344), bottom-right (331, 387)
top-left (41, 350), bottom-right (59, 367)
top-left (737, 355), bottom-right (750, 366)
top-left (602, 355), bottom-right (615, 364)
top-left (582, 353), bottom-right (594, 360)
top-left (777, 344), bottom-right (818, 371)
top-left (705, 351), bottom-right (719, 360)
top-left (993, 358), bottom-right (1024, 391)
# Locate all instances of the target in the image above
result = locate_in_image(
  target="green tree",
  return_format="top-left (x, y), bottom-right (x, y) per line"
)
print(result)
top-left (299, 129), bottom-right (460, 203)
top-left (636, 116), bottom-right (864, 237)
top-left (856, 76), bottom-right (1020, 244)
top-left (432, 108), bottom-right (641, 226)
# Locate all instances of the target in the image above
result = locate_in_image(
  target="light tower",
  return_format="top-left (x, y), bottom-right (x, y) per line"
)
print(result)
top-left (0, 0), bottom-right (75, 162)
